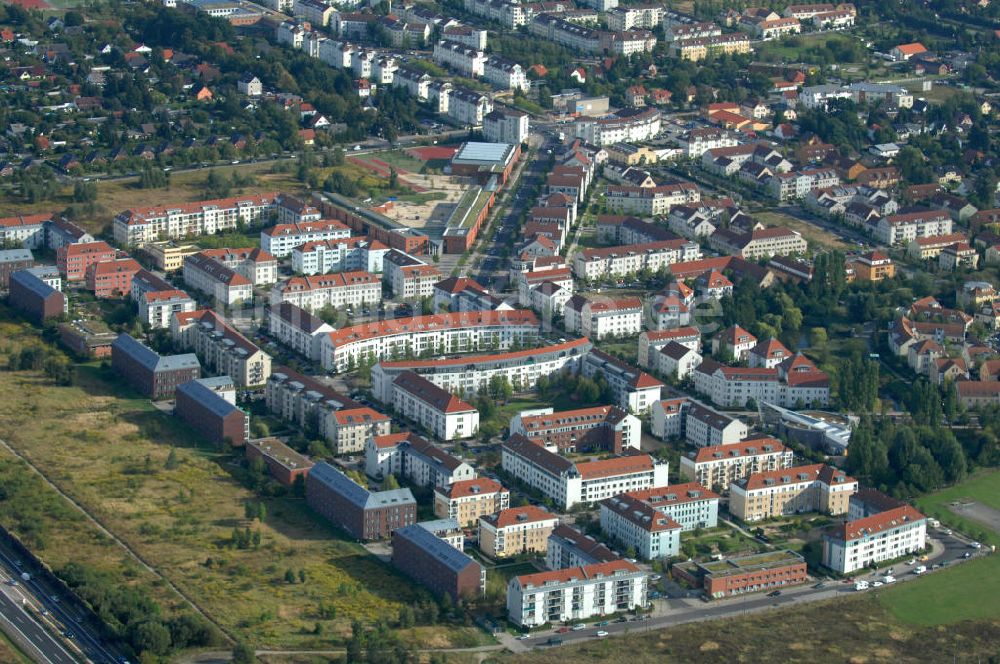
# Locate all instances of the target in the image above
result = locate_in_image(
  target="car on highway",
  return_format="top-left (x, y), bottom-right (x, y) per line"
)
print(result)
top-left (571, 624), bottom-right (586, 631)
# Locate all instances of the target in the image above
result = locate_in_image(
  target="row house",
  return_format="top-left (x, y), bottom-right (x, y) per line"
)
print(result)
top-left (269, 271), bottom-right (382, 313)
top-left (680, 435), bottom-right (794, 492)
top-left (171, 309), bottom-right (272, 387)
top-left (292, 237), bottom-right (390, 275)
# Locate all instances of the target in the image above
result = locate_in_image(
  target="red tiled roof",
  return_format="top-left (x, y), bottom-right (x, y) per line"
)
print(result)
top-left (514, 560), bottom-right (641, 587)
top-left (436, 477), bottom-right (507, 500)
top-left (482, 505), bottom-right (557, 529)
top-left (835, 505), bottom-right (925, 542)
top-left (741, 464), bottom-right (854, 491)
top-left (327, 310), bottom-right (538, 346)
top-left (393, 371), bottom-right (476, 414)
top-left (576, 454), bottom-right (656, 480)
top-left (692, 436), bottom-right (787, 463)
top-left (379, 338), bottom-right (590, 370)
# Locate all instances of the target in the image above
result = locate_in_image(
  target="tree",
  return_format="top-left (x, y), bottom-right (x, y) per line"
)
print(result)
top-left (384, 474), bottom-right (400, 490)
top-left (284, 568), bottom-right (296, 583)
top-left (129, 620), bottom-right (172, 656)
top-left (164, 448), bottom-right (179, 470)
top-left (232, 641), bottom-right (256, 664)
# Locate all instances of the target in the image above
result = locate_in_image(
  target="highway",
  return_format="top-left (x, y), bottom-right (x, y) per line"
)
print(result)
top-left (0, 585), bottom-right (77, 664)
top-left (0, 538), bottom-right (125, 664)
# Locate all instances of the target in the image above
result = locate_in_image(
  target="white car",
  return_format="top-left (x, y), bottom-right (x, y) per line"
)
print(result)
top-left (872, 581), bottom-right (884, 588)
top-left (596, 631), bottom-right (609, 637)
top-left (971, 542), bottom-right (982, 549)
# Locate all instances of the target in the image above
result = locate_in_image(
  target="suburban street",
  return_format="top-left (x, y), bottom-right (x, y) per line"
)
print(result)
top-left (509, 529), bottom-right (986, 652)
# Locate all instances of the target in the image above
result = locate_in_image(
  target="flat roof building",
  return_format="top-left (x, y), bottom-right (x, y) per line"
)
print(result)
top-left (245, 437), bottom-right (314, 486)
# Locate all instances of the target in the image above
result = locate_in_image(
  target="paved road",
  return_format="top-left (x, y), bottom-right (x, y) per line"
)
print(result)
top-left (0, 586), bottom-right (77, 664)
top-left (518, 530), bottom-right (983, 651)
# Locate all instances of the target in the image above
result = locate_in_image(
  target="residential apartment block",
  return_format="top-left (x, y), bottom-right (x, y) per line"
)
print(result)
top-left (386, 370), bottom-right (480, 441)
top-left (260, 218), bottom-right (351, 257)
top-left (392, 524), bottom-right (486, 604)
top-left (320, 309), bottom-right (540, 373)
top-left (680, 436), bottom-right (794, 491)
top-left (599, 493), bottom-right (682, 560)
top-left (510, 405), bottom-right (640, 454)
top-left (604, 182), bottom-right (701, 216)
top-left (171, 309), bottom-right (272, 387)
top-left (270, 271), bottom-right (382, 313)
top-left (693, 355), bottom-right (831, 408)
top-left (434, 477), bottom-right (510, 526)
top-left (175, 378), bottom-right (249, 446)
top-left (182, 253), bottom-right (254, 306)
top-left (306, 462), bottom-right (416, 540)
top-left (822, 505), bottom-right (926, 574)
top-left (111, 333), bottom-right (200, 400)
top-left (57, 240), bottom-right (116, 281)
top-left (573, 239), bottom-right (701, 281)
top-left (564, 295), bottom-right (643, 340)
top-left (291, 237), bottom-right (390, 275)
top-left (582, 349), bottom-right (664, 415)
top-left (267, 302), bottom-right (334, 361)
top-left (507, 561), bottom-right (647, 628)
top-left (364, 432), bottom-right (475, 487)
top-left (501, 434), bottom-right (669, 510)
top-left (730, 464), bottom-right (857, 522)
top-left (85, 257), bottom-right (141, 298)
top-left (199, 247), bottom-right (279, 286)
top-left (546, 524), bottom-right (619, 570)
top-left (479, 505), bottom-right (559, 559)
top-left (114, 193), bottom-right (278, 246)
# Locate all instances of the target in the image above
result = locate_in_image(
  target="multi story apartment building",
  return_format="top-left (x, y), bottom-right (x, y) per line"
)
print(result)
top-left (768, 168), bottom-right (840, 201)
top-left (111, 333), bottom-right (200, 400)
top-left (114, 193), bottom-right (278, 246)
top-left (693, 355), bottom-right (831, 408)
top-left (182, 253), bottom-right (254, 306)
top-left (364, 431), bottom-right (475, 486)
top-left (266, 366), bottom-right (390, 453)
top-left (680, 435), bottom-right (794, 491)
top-left (546, 524), bottom-right (618, 570)
top-left (606, 4), bottom-right (663, 30)
top-left (671, 33), bottom-right (751, 61)
top-left (573, 240), bottom-right (701, 281)
top-left (175, 378), bottom-right (250, 446)
top-left (266, 302), bottom-right (334, 361)
top-left (371, 338), bottom-right (592, 401)
top-left (822, 505), bottom-right (926, 574)
top-left (681, 401), bottom-right (749, 448)
top-left (434, 477), bottom-right (510, 526)
top-left (483, 107), bottom-right (530, 145)
top-left (85, 258), bottom-right (141, 298)
top-left (57, 240), bottom-right (116, 281)
top-left (638, 327), bottom-right (702, 368)
top-left (479, 505), bottom-right (559, 559)
top-left (507, 561), bottom-right (647, 627)
top-left (383, 250), bottom-right (440, 298)
top-left (875, 209), bottom-right (953, 245)
top-left (199, 247), bottom-right (278, 286)
top-left (709, 227), bottom-right (807, 259)
top-left (510, 405), bottom-right (640, 454)
top-left (599, 493), bottom-right (682, 560)
top-left (291, 237), bottom-right (390, 275)
top-left (573, 107), bottom-right (662, 146)
top-left (0, 248), bottom-right (34, 289)
top-left (564, 295), bottom-right (643, 340)
top-left (0, 213), bottom-right (51, 249)
top-left (260, 218), bottom-right (352, 257)
top-left (582, 349), bottom-right (664, 415)
top-left (463, 0), bottom-right (526, 27)
top-left (306, 462), bottom-right (416, 540)
top-left (321, 309), bottom-right (540, 373)
top-left (171, 309), bottom-right (272, 387)
top-left (604, 183), bottom-right (701, 216)
top-left (8, 270), bottom-right (66, 323)
top-left (386, 371), bottom-right (480, 441)
top-left (448, 86), bottom-right (493, 126)
top-left (483, 56), bottom-right (529, 92)
top-left (501, 434), bottom-right (670, 510)
top-left (392, 525), bottom-right (486, 603)
top-left (730, 464), bottom-right (857, 522)
top-left (269, 271), bottom-right (382, 313)
top-left (432, 39), bottom-right (486, 77)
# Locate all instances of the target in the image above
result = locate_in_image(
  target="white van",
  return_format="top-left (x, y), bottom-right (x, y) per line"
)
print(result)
top-left (882, 575), bottom-right (896, 584)
top-left (854, 580), bottom-right (869, 591)
top-left (913, 565), bottom-right (927, 575)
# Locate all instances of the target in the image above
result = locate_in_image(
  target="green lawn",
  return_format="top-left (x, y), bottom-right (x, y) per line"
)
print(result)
top-left (879, 470), bottom-right (1000, 626)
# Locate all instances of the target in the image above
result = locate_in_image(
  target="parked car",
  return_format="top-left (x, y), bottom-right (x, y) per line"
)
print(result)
top-left (767, 590), bottom-right (781, 597)
top-left (596, 631), bottom-right (609, 637)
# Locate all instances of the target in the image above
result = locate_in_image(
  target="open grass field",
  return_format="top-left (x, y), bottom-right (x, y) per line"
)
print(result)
top-left (756, 32), bottom-right (860, 64)
top-left (0, 160), bottom-right (305, 238)
top-left (755, 210), bottom-right (853, 252)
top-left (877, 470), bottom-right (1000, 626)
top-left (493, 595), bottom-right (1000, 664)
top-left (0, 316), bottom-right (486, 650)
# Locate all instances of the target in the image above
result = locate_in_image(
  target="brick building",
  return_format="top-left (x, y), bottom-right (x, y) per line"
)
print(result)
top-left (392, 524), bottom-right (486, 604)
top-left (9, 269), bottom-right (66, 323)
top-left (58, 320), bottom-right (117, 358)
top-left (306, 462), bottom-right (416, 540)
top-left (85, 257), bottom-right (142, 298)
top-left (175, 379), bottom-right (250, 446)
top-left (673, 549), bottom-right (808, 598)
top-left (245, 437), bottom-right (315, 486)
top-left (111, 333), bottom-right (201, 400)
top-left (0, 249), bottom-right (34, 289)
top-left (56, 240), bottom-right (116, 281)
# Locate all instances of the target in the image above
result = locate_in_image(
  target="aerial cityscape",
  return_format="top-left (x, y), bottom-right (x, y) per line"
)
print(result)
top-left (0, 0), bottom-right (998, 661)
